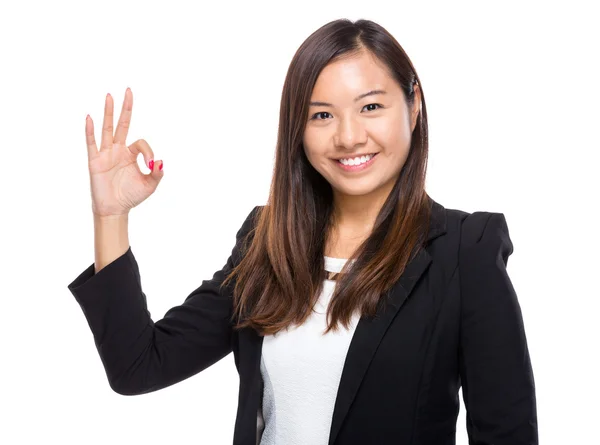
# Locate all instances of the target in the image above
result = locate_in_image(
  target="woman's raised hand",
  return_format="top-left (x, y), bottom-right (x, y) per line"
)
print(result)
top-left (85, 88), bottom-right (164, 218)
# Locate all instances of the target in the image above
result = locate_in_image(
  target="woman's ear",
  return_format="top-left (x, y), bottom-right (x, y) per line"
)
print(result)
top-left (410, 83), bottom-right (422, 133)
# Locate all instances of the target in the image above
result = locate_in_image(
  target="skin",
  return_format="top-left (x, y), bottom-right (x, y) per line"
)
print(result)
top-left (85, 89), bottom-right (164, 272)
top-left (302, 50), bottom-right (422, 257)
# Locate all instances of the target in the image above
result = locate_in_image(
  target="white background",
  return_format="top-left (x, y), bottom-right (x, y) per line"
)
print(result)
top-left (1, 0), bottom-right (598, 443)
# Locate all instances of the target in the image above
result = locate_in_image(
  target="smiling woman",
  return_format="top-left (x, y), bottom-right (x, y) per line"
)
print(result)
top-left (304, 56), bottom-right (420, 201)
top-left (68, 17), bottom-right (537, 445)
top-left (228, 23), bottom-right (429, 338)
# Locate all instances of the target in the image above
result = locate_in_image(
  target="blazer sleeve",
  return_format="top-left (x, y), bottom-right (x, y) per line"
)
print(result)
top-left (458, 212), bottom-right (538, 445)
top-left (67, 205), bottom-right (260, 396)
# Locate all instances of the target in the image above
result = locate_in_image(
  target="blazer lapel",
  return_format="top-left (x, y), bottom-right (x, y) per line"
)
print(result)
top-left (327, 196), bottom-right (447, 445)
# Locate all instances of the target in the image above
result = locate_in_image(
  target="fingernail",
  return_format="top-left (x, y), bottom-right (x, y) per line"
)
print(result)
top-left (159, 161), bottom-right (163, 171)
top-left (149, 159), bottom-right (154, 170)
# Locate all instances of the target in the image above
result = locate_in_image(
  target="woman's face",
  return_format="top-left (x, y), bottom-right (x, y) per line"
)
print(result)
top-left (303, 50), bottom-right (421, 203)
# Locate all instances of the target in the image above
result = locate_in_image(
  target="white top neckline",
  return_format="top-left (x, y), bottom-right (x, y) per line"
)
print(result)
top-left (323, 255), bottom-right (355, 273)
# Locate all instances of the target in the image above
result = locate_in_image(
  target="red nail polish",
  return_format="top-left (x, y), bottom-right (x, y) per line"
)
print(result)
top-left (159, 161), bottom-right (163, 171)
top-left (149, 160), bottom-right (154, 170)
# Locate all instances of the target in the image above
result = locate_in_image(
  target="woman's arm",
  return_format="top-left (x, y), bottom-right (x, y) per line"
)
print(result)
top-left (458, 212), bottom-right (538, 444)
top-left (68, 205), bottom-right (260, 395)
top-left (93, 213), bottom-right (130, 273)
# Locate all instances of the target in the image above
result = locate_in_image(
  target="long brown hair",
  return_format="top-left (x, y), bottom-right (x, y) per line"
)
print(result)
top-left (222, 18), bottom-right (432, 336)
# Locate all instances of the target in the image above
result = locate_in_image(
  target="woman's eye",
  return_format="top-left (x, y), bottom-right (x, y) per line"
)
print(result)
top-left (311, 111), bottom-right (331, 120)
top-left (363, 103), bottom-right (382, 112)
top-left (310, 104), bottom-right (382, 120)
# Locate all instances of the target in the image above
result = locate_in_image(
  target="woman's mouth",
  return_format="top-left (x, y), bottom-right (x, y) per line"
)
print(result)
top-left (333, 152), bottom-right (379, 172)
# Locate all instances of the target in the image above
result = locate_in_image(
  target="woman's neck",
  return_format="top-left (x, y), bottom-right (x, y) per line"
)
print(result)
top-left (330, 190), bottom-right (389, 235)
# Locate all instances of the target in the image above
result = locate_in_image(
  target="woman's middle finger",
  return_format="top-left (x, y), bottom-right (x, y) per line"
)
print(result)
top-left (100, 93), bottom-right (114, 151)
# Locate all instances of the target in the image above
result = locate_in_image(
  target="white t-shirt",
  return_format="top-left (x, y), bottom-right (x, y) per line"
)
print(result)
top-left (256, 256), bottom-right (360, 445)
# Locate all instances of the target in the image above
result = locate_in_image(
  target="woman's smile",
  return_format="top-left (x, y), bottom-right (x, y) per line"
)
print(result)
top-left (333, 152), bottom-right (379, 172)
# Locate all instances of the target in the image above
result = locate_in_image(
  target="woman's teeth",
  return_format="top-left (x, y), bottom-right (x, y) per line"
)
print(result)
top-left (338, 153), bottom-right (376, 166)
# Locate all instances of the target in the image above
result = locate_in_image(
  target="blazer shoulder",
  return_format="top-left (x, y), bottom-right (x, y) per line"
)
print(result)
top-left (233, 205), bottom-right (266, 258)
top-left (442, 206), bottom-right (507, 236)
top-left (238, 205), bottom-right (264, 235)
top-left (430, 206), bottom-right (513, 278)
top-left (450, 209), bottom-right (513, 264)
top-left (436, 205), bottom-right (511, 253)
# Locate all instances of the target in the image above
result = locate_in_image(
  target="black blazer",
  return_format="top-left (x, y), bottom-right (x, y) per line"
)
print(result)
top-left (67, 197), bottom-right (538, 445)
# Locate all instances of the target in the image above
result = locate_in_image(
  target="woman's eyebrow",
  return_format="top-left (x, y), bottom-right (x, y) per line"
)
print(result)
top-left (309, 89), bottom-right (387, 107)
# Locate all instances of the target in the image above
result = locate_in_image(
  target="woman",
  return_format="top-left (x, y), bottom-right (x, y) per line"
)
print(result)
top-left (68, 18), bottom-right (538, 445)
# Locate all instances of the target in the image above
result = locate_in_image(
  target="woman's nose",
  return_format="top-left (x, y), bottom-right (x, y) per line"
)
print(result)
top-left (335, 116), bottom-right (367, 148)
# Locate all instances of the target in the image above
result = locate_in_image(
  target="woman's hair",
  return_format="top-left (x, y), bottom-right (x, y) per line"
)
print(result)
top-left (222, 18), bottom-right (432, 336)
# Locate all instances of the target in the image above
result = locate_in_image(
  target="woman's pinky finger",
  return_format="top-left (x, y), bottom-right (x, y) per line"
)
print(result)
top-left (85, 114), bottom-right (99, 160)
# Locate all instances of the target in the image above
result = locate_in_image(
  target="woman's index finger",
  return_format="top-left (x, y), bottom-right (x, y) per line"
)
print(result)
top-left (113, 88), bottom-right (133, 146)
